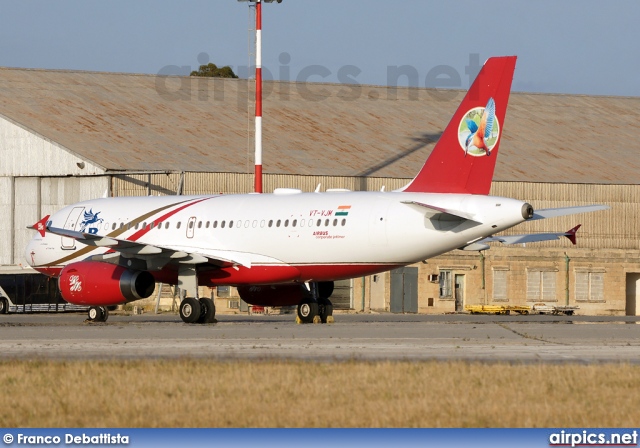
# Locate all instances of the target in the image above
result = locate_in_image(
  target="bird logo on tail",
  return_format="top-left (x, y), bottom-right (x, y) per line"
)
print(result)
top-left (459, 97), bottom-right (499, 157)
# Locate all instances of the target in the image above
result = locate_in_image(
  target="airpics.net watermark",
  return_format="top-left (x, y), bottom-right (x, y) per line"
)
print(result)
top-left (154, 52), bottom-right (483, 105)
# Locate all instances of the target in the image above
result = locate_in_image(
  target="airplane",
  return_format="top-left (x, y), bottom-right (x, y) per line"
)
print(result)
top-left (25, 56), bottom-right (608, 324)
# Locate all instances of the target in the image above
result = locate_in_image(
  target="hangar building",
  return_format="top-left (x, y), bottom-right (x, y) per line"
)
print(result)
top-left (1, 67), bottom-right (639, 315)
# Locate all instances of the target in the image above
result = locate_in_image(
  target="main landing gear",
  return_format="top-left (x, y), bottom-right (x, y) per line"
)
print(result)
top-left (179, 297), bottom-right (217, 324)
top-left (87, 306), bottom-right (109, 323)
top-left (297, 282), bottom-right (334, 324)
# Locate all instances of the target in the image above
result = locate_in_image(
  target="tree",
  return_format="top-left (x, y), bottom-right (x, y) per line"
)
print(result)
top-left (190, 63), bottom-right (238, 78)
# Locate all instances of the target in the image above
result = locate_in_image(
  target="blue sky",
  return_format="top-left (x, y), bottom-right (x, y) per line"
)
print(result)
top-left (1, 0), bottom-right (638, 96)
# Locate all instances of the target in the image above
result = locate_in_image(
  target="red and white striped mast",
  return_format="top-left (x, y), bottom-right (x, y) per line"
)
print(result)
top-left (239, 0), bottom-right (282, 193)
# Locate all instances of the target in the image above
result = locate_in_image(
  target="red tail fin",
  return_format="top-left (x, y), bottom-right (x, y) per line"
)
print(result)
top-left (402, 56), bottom-right (517, 194)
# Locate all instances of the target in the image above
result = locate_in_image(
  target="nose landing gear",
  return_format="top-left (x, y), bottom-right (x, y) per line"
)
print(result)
top-left (87, 306), bottom-right (109, 323)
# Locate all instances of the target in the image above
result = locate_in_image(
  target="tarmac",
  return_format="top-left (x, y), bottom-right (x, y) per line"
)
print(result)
top-left (1, 312), bottom-right (639, 363)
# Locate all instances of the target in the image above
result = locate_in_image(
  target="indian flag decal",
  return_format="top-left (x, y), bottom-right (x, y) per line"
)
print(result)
top-left (335, 205), bottom-right (351, 216)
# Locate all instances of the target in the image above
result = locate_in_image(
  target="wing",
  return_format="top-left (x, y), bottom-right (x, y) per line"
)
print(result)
top-left (46, 226), bottom-right (251, 268)
top-left (481, 97), bottom-right (496, 139)
top-left (401, 200), bottom-right (481, 223)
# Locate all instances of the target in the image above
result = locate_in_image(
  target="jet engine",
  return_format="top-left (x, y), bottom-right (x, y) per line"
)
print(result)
top-left (59, 261), bottom-right (155, 306)
top-left (237, 281), bottom-right (335, 307)
top-left (237, 284), bottom-right (311, 307)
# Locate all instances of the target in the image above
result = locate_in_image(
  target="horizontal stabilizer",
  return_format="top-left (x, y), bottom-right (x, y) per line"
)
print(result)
top-left (530, 205), bottom-right (609, 221)
top-left (28, 215), bottom-right (50, 238)
top-left (479, 225), bottom-right (581, 246)
top-left (401, 201), bottom-right (480, 223)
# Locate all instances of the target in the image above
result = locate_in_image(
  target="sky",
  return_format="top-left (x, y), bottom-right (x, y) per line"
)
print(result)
top-left (0, 0), bottom-right (638, 97)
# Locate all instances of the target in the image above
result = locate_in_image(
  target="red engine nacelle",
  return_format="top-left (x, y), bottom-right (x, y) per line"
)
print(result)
top-left (237, 281), bottom-right (334, 307)
top-left (237, 284), bottom-right (310, 307)
top-left (59, 262), bottom-right (155, 306)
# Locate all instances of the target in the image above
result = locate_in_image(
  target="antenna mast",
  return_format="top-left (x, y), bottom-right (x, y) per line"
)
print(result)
top-left (238, 0), bottom-right (282, 193)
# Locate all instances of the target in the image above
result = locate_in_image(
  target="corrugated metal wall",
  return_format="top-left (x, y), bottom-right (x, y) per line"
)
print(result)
top-left (491, 182), bottom-right (637, 250)
top-left (113, 173), bottom-right (409, 196)
top-left (0, 116), bottom-right (104, 177)
top-left (2, 176), bottom-right (109, 266)
top-left (0, 177), bottom-right (13, 265)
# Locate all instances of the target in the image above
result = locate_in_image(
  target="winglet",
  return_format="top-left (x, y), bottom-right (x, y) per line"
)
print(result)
top-left (30, 215), bottom-right (50, 237)
top-left (564, 224), bottom-right (581, 245)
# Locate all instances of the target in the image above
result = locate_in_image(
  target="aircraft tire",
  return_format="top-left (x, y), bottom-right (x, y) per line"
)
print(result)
top-left (197, 297), bottom-right (216, 324)
top-left (297, 299), bottom-right (318, 324)
top-left (180, 297), bottom-right (202, 324)
top-left (0, 297), bottom-right (7, 314)
top-left (88, 306), bottom-right (105, 322)
top-left (98, 306), bottom-right (109, 323)
top-left (318, 298), bottom-right (333, 324)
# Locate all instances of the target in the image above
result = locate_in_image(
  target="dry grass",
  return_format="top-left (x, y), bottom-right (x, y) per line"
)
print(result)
top-left (1, 359), bottom-right (638, 427)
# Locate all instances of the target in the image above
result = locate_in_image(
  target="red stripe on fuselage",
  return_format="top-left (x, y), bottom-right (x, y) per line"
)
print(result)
top-left (104, 197), bottom-right (214, 254)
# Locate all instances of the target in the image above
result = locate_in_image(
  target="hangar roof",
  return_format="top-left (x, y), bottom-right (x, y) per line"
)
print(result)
top-left (0, 67), bottom-right (638, 184)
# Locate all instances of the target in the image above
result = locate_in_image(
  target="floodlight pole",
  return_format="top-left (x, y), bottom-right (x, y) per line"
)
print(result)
top-left (255, 0), bottom-right (263, 193)
top-left (239, 0), bottom-right (281, 193)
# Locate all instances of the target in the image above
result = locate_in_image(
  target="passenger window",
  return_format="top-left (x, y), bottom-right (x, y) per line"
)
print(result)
top-left (112, 223), bottom-right (117, 230)
top-left (119, 223), bottom-right (124, 229)
top-left (142, 222), bottom-right (147, 229)
top-left (189, 221), bottom-right (194, 229)
top-left (150, 222), bottom-right (155, 229)
top-left (325, 219), bottom-right (329, 227)
top-left (292, 219), bottom-right (297, 227)
top-left (177, 222), bottom-right (182, 229)
top-left (268, 220), bottom-right (273, 228)
top-left (221, 221), bottom-right (226, 228)
top-left (333, 219), bottom-right (337, 226)
top-left (260, 220), bottom-right (265, 228)
top-left (284, 219), bottom-right (289, 227)
top-left (197, 221), bottom-right (202, 229)
top-left (317, 219), bottom-right (321, 227)
top-left (206, 221), bottom-right (210, 228)
top-left (245, 220), bottom-right (250, 228)
top-left (230, 221), bottom-right (234, 228)
top-left (276, 220), bottom-right (281, 228)
top-left (300, 219), bottom-right (304, 227)
top-left (213, 221), bottom-right (218, 229)
top-left (135, 223), bottom-right (139, 230)
top-left (341, 219), bottom-right (346, 226)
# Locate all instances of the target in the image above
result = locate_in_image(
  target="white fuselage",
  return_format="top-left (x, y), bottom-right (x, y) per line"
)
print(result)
top-left (26, 190), bottom-right (528, 284)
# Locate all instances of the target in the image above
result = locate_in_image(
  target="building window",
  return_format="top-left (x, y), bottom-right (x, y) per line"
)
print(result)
top-left (493, 269), bottom-right (508, 301)
top-left (527, 270), bottom-right (557, 302)
top-left (217, 286), bottom-right (231, 298)
top-left (439, 270), bottom-right (453, 299)
top-left (575, 271), bottom-right (604, 302)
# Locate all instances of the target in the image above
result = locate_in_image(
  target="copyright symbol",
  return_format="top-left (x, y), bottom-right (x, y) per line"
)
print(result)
top-left (3, 434), bottom-right (13, 444)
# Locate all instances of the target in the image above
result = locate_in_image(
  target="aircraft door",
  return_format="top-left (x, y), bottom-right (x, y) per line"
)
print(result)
top-left (186, 216), bottom-right (196, 239)
top-left (455, 274), bottom-right (465, 312)
top-left (61, 207), bottom-right (85, 250)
